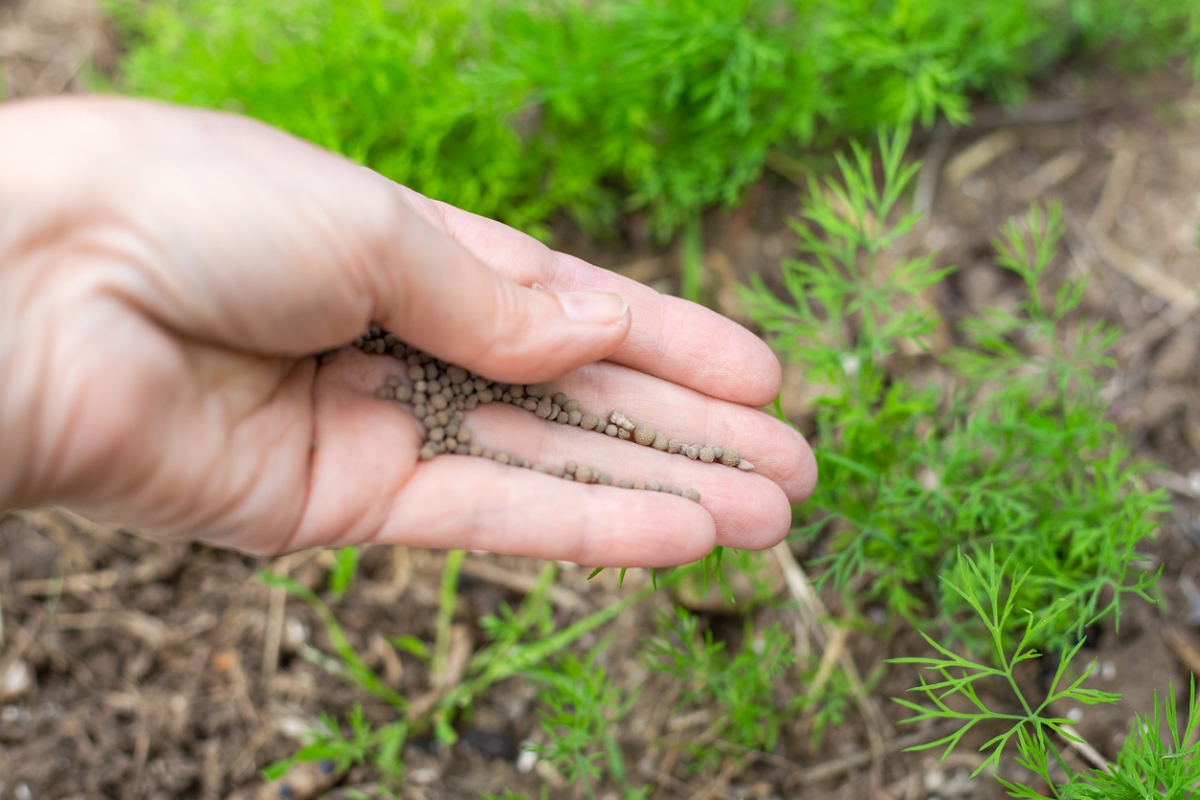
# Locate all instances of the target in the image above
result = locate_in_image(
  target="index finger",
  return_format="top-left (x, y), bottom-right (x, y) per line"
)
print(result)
top-left (399, 189), bottom-right (783, 408)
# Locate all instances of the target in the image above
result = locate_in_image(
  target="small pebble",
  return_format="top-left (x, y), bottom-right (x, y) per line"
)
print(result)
top-left (431, 394), bottom-right (448, 411)
top-left (633, 481), bottom-right (646, 490)
top-left (495, 453), bottom-right (510, 464)
top-left (605, 424), bottom-right (619, 436)
top-left (456, 427), bottom-right (472, 443)
top-left (565, 461), bottom-right (578, 475)
top-left (652, 432), bottom-right (668, 451)
top-left (501, 392), bottom-right (513, 403)
top-left (482, 449), bottom-right (494, 459)
top-left (552, 392), bottom-right (569, 406)
top-left (469, 444), bottom-right (483, 456)
top-left (511, 385), bottom-right (525, 399)
top-left (685, 445), bottom-right (700, 460)
top-left (478, 389), bottom-right (494, 403)
top-left (699, 445), bottom-right (715, 463)
top-left (386, 376), bottom-right (401, 388)
top-left (424, 364), bottom-right (438, 380)
top-left (395, 385), bottom-right (414, 402)
top-left (617, 428), bottom-right (631, 440)
top-left (564, 399), bottom-right (581, 412)
top-left (551, 466), bottom-right (565, 477)
top-left (533, 464), bottom-right (547, 473)
top-left (563, 473), bottom-right (575, 481)
top-left (575, 467), bottom-right (594, 483)
top-left (429, 427), bottom-right (446, 442)
top-left (568, 410), bottom-right (583, 426)
top-left (455, 444), bottom-right (469, 455)
top-left (407, 365), bottom-right (425, 381)
top-left (670, 487), bottom-right (683, 495)
top-left (377, 386), bottom-right (394, 399)
top-left (683, 488), bottom-right (701, 502)
top-left (427, 380), bottom-right (442, 394)
top-left (419, 446), bottom-right (436, 461)
top-left (581, 414), bottom-right (600, 431)
top-left (634, 424), bottom-right (657, 446)
top-left (737, 459), bottom-right (754, 471)
top-left (536, 399), bottom-right (554, 419)
top-left (668, 439), bottom-right (682, 454)
top-left (526, 384), bottom-right (546, 398)
top-left (647, 480), bottom-right (661, 491)
top-left (556, 411), bottom-right (570, 423)
top-left (511, 455), bottom-right (525, 467)
top-left (712, 447), bottom-right (723, 459)
top-left (620, 478), bottom-right (633, 489)
top-left (598, 473), bottom-right (612, 485)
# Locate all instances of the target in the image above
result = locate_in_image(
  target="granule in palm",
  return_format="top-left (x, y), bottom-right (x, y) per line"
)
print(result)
top-left (406, 354), bottom-right (421, 367)
top-left (481, 449), bottom-right (493, 459)
top-left (501, 392), bottom-right (512, 403)
top-left (699, 445), bottom-right (715, 463)
top-left (407, 365), bottom-right (425, 381)
top-left (564, 399), bottom-right (581, 413)
top-left (427, 380), bottom-right (442, 394)
top-left (474, 378), bottom-right (489, 392)
top-left (720, 446), bottom-right (739, 468)
top-left (553, 392), bottom-right (568, 407)
top-left (652, 432), bottom-right (668, 451)
top-left (495, 452), bottom-right (510, 464)
top-left (563, 473), bottom-right (575, 481)
top-left (685, 445), bottom-right (700, 460)
top-left (556, 411), bottom-right (570, 423)
top-left (419, 446), bottom-right (436, 461)
top-left (422, 414), bottom-right (438, 429)
top-left (415, 381), bottom-right (428, 395)
top-left (737, 460), bottom-right (754, 471)
top-left (533, 464), bottom-right (547, 473)
top-left (604, 424), bottom-right (618, 437)
top-left (573, 466), bottom-right (590, 483)
top-left (431, 394), bottom-right (448, 411)
top-left (386, 376), bottom-right (401, 388)
top-left (395, 385), bottom-right (414, 403)
top-left (620, 478), bottom-right (633, 489)
top-left (669, 487), bottom-right (682, 496)
top-left (683, 488), bottom-right (701, 502)
top-left (668, 439), bottom-right (682, 454)
top-left (523, 398), bottom-right (538, 412)
top-left (456, 427), bottom-right (472, 443)
top-left (599, 473), bottom-right (612, 485)
top-left (511, 455), bottom-right (525, 467)
top-left (550, 404), bottom-right (561, 419)
top-left (511, 385), bottom-right (525, 399)
top-left (633, 481), bottom-right (646, 490)
top-left (445, 423), bottom-right (460, 441)
top-left (436, 411), bottom-right (450, 426)
top-left (633, 424), bottom-right (656, 446)
top-left (646, 480), bottom-right (660, 491)
top-left (455, 444), bottom-right (469, 455)
top-left (527, 384), bottom-right (546, 398)
top-left (429, 427), bottom-right (446, 442)
top-left (536, 399), bottom-right (554, 419)
top-left (377, 386), bottom-right (393, 399)
top-left (551, 466), bottom-right (565, 478)
top-left (447, 366), bottom-right (468, 384)
top-left (568, 410), bottom-right (582, 426)
top-left (617, 428), bottom-right (631, 440)
top-left (580, 414), bottom-right (599, 431)
top-left (565, 460), bottom-right (578, 475)
top-left (469, 444), bottom-right (483, 457)
top-left (478, 389), bottom-right (494, 403)
top-left (424, 364), bottom-right (439, 381)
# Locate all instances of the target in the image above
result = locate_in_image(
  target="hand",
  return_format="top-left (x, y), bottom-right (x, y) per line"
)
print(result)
top-left (0, 96), bottom-right (815, 566)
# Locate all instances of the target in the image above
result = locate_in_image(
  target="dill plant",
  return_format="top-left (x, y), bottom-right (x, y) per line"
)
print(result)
top-left (739, 129), bottom-right (1167, 650)
top-left (108, 0), bottom-right (1200, 239)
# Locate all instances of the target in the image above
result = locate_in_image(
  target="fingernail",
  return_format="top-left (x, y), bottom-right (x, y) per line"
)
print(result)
top-left (556, 291), bottom-right (628, 325)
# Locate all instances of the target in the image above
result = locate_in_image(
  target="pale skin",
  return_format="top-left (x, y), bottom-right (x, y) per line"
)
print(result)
top-left (0, 96), bottom-right (816, 567)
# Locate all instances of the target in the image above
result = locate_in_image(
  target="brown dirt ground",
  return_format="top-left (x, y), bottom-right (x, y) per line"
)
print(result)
top-left (5, 2), bottom-right (1200, 799)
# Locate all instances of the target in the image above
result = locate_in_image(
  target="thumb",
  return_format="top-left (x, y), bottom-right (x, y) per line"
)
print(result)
top-left (373, 205), bottom-right (631, 384)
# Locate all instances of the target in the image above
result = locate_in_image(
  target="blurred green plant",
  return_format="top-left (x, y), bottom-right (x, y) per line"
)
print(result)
top-left (108, 0), bottom-right (1200, 240)
top-left (739, 129), bottom-right (1167, 652)
top-left (642, 607), bottom-right (796, 770)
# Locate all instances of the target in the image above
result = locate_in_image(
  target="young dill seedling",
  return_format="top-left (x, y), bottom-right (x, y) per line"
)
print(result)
top-left (893, 550), bottom-right (1200, 799)
top-left (524, 652), bottom-right (642, 800)
top-left (740, 129), bottom-right (1167, 653)
top-left (642, 607), bottom-right (796, 770)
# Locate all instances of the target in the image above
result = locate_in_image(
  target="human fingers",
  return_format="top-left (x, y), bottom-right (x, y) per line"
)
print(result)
top-left (399, 188), bottom-right (782, 407)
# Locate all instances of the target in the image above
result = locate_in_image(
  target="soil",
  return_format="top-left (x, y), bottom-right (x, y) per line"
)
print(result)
top-left (5, 2), bottom-right (1200, 799)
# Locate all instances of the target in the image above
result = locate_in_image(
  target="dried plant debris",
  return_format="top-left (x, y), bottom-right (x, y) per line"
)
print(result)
top-left (349, 324), bottom-right (759, 501)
